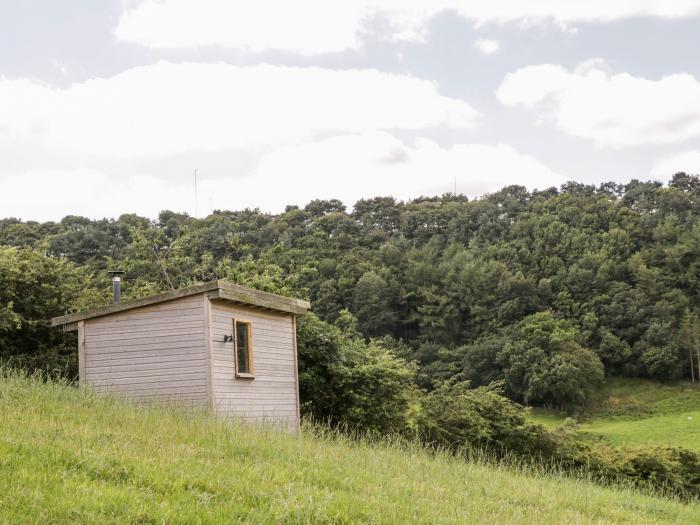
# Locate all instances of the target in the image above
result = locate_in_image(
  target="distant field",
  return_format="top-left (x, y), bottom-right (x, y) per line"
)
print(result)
top-left (530, 378), bottom-right (700, 450)
top-left (1, 372), bottom-right (698, 524)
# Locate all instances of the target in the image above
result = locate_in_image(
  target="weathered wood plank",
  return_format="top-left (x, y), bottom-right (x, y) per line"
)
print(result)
top-left (210, 344), bottom-right (292, 359)
top-left (212, 393), bottom-right (297, 402)
top-left (52, 280), bottom-right (309, 326)
top-left (88, 370), bottom-right (207, 389)
top-left (204, 297), bottom-right (214, 411)
top-left (86, 349), bottom-right (205, 364)
top-left (90, 308), bottom-right (204, 325)
top-left (81, 294), bottom-right (208, 404)
top-left (86, 327), bottom-right (204, 344)
top-left (87, 359), bottom-right (205, 373)
top-left (90, 340), bottom-right (202, 359)
top-left (89, 316), bottom-right (203, 331)
top-left (90, 379), bottom-right (208, 391)
top-left (87, 362), bottom-right (207, 379)
top-left (52, 284), bottom-right (214, 325)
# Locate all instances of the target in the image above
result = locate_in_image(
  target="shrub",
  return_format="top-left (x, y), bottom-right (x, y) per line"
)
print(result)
top-left (412, 378), bottom-right (700, 500)
top-left (542, 426), bottom-right (700, 499)
top-left (414, 379), bottom-right (555, 457)
top-left (296, 313), bottom-right (417, 433)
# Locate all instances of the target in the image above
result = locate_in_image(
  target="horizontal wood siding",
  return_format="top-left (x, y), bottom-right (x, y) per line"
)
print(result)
top-left (83, 295), bottom-right (208, 408)
top-left (209, 300), bottom-right (299, 427)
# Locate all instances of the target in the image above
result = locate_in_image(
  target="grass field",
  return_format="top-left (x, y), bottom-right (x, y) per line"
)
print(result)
top-left (530, 378), bottom-right (700, 451)
top-left (1, 373), bottom-right (699, 524)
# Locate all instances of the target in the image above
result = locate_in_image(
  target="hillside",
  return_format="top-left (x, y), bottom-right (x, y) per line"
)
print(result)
top-left (1, 373), bottom-right (698, 524)
top-left (5, 178), bottom-right (700, 410)
top-left (531, 378), bottom-right (700, 450)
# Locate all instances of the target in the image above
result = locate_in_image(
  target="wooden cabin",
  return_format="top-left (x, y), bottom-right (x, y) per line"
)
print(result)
top-left (51, 281), bottom-right (310, 429)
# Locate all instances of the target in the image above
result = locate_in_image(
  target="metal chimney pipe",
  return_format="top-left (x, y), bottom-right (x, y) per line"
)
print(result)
top-left (108, 271), bottom-right (125, 304)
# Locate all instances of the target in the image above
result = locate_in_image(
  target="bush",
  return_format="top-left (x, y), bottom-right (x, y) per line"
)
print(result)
top-left (541, 426), bottom-right (700, 500)
top-left (412, 378), bottom-right (700, 500)
top-left (414, 379), bottom-right (557, 457)
top-left (296, 313), bottom-right (417, 433)
top-left (606, 446), bottom-right (700, 497)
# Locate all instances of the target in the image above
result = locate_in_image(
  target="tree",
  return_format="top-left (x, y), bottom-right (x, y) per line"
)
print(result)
top-left (680, 310), bottom-right (700, 382)
top-left (352, 271), bottom-right (397, 338)
top-left (497, 312), bottom-right (604, 412)
top-left (0, 247), bottom-right (87, 375)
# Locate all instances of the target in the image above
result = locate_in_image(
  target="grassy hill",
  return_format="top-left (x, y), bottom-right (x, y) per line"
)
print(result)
top-left (1, 373), bottom-right (699, 524)
top-left (530, 378), bottom-right (700, 451)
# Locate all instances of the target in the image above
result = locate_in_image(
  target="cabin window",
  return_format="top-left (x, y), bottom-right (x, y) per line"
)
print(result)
top-left (233, 319), bottom-right (254, 378)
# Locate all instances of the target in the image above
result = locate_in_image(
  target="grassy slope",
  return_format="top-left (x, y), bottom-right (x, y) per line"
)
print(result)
top-left (530, 378), bottom-right (700, 450)
top-left (0, 375), bottom-right (698, 524)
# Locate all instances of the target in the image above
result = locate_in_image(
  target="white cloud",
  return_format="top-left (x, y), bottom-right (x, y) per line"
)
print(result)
top-left (0, 133), bottom-right (564, 221)
top-left (497, 60), bottom-right (700, 147)
top-left (651, 150), bottom-right (700, 177)
top-left (0, 169), bottom-right (190, 221)
top-left (0, 62), bottom-right (478, 158)
top-left (115, 1), bottom-right (700, 54)
top-left (249, 132), bottom-right (564, 209)
top-left (474, 39), bottom-right (500, 55)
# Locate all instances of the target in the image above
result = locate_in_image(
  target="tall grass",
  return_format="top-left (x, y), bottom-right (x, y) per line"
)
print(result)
top-left (1, 369), bottom-right (698, 524)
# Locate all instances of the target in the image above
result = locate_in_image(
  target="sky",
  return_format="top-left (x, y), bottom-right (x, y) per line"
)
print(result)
top-left (1, 1), bottom-right (700, 221)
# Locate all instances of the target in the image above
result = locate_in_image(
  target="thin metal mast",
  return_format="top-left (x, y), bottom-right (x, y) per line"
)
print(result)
top-left (194, 169), bottom-right (198, 219)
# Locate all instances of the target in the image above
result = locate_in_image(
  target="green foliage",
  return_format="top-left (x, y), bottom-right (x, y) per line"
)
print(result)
top-left (500, 312), bottom-right (604, 412)
top-left (462, 313), bottom-right (604, 412)
top-left (0, 247), bottom-right (85, 376)
top-left (296, 313), bottom-right (417, 433)
top-left (415, 380), bottom-right (552, 456)
top-left (601, 446), bottom-right (700, 497)
top-left (7, 179), bottom-right (700, 505)
top-left (351, 270), bottom-right (397, 338)
top-left (4, 176), bottom-right (700, 408)
top-left (213, 256), bottom-right (306, 297)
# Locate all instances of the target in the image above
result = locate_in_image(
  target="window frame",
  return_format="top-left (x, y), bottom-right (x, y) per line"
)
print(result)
top-left (232, 318), bottom-right (254, 379)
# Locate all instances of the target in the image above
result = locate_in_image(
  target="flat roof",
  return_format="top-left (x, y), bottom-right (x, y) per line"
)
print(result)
top-left (51, 280), bottom-right (310, 327)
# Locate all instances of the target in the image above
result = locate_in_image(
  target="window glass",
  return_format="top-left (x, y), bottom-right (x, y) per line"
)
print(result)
top-left (236, 321), bottom-right (251, 374)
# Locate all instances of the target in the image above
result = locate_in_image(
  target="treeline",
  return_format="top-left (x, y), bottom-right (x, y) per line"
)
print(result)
top-left (4, 175), bottom-right (700, 402)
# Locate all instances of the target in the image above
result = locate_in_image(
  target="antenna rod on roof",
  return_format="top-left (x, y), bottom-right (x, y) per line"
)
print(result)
top-left (194, 168), bottom-right (198, 219)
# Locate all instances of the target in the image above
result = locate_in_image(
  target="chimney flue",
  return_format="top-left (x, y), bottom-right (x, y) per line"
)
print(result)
top-left (108, 271), bottom-right (125, 304)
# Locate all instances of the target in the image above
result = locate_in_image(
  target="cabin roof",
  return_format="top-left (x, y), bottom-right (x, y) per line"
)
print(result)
top-left (51, 280), bottom-right (310, 327)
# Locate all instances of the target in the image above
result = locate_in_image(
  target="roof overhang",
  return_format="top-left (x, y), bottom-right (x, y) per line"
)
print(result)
top-left (51, 280), bottom-right (310, 329)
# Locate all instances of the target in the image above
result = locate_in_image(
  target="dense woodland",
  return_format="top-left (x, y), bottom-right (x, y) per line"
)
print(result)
top-left (5, 173), bottom-right (700, 496)
top-left (5, 174), bottom-right (700, 390)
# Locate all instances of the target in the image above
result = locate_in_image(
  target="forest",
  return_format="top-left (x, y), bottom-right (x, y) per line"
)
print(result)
top-left (5, 174), bottom-right (700, 391)
top-left (4, 173), bottom-right (700, 495)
